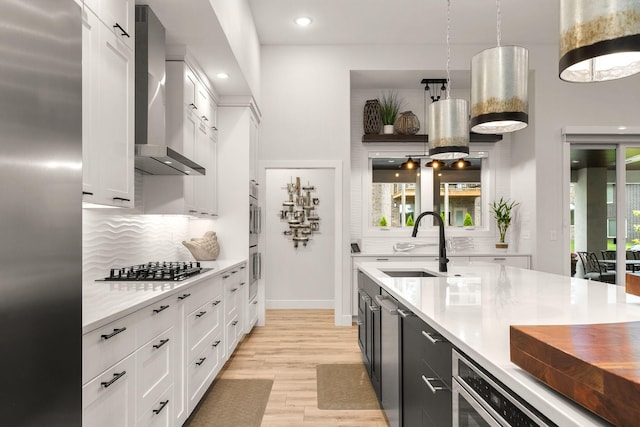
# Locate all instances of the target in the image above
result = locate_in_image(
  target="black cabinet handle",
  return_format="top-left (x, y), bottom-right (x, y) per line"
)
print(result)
top-left (202, 115), bottom-right (208, 121)
top-left (230, 288), bottom-right (238, 293)
top-left (232, 320), bottom-right (238, 326)
top-left (239, 282), bottom-right (246, 286)
top-left (212, 340), bottom-right (221, 347)
top-left (153, 305), bottom-right (169, 314)
top-left (212, 300), bottom-right (221, 306)
top-left (178, 293), bottom-right (191, 300)
top-left (223, 274), bottom-right (230, 279)
top-left (101, 327), bottom-right (126, 340)
top-left (101, 371), bottom-right (126, 388)
top-left (231, 270), bottom-right (238, 274)
top-left (188, 210), bottom-right (198, 213)
top-left (189, 103), bottom-right (198, 110)
top-left (113, 197), bottom-right (130, 202)
top-left (113, 23), bottom-right (130, 38)
top-left (195, 311), bottom-right (207, 318)
top-left (196, 357), bottom-right (206, 366)
top-left (153, 338), bottom-right (170, 350)
top-left (82, 191), bottom-right (94, 195)
top-left (211, 126), bottom-right (218, 131)
top-left (152, 400), bottom-right (169, 415)
top-left (240, 265), bottom-right (246, 270)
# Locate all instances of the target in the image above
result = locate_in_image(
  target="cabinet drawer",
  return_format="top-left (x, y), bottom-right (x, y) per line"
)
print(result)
top-left (248, 298), bottom-right (259, 330)
top-left (188, 334), bottom-right (222, 410)
top-left (136, 328), bottom-right (173, 419)
top-left (418, 323), bottom-right (453, 387)
top-left (136, 296), bottom-right (176, 346)
top-left (137, 385), bottom-right (172, 427)
top-left (181, 276), bottom-right (220, 314)
top-left (83, 353), bottom-right (136, 427)
top-left (187, 298), bottom-right (222, 359)
top-left (83, 315), bottom-right (137, 384)
top-left (226, 314), bottom-right (241, 355)
top-left (418, 365), bottom-right (452, 427)
top-left (223, 276), bottom-right (241, 319)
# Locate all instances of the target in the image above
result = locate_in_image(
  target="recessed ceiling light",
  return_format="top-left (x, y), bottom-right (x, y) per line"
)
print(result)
top-left (295, 16), bottom-right (312, 27)
top-left (216, 72), bottom-right (229, 79)
top-left (164, 161), bottom-right (172, 164)
top-left (618, 126), bottom-right (627, 130)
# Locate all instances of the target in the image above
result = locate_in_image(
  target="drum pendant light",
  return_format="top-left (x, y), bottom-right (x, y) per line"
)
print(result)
top-left (470, 0), bottom-right (529, 134)
top-left (429, 0), bottom-right (469, 160)
top-left (559, 0), bottom-right (640, 82)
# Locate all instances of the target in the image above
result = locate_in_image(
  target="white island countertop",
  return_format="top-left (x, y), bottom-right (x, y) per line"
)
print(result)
top-left (83, 259), bottom-right (245, 334)
top-left (358, 261), bottom-right (640, 427)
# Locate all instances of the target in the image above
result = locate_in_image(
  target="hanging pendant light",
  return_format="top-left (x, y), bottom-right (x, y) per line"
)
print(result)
top-left (429, 0), bottom-right (469, 160)
top-left (400, 157), bottom-right (418, 170)
top-left (470, 0), bottom-right (529, 134)
top-left (559, 0), bottom-right (640, 82)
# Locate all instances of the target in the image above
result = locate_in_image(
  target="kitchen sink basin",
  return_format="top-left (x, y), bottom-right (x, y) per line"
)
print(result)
top-left (381, 270), bottom-right (437, 278)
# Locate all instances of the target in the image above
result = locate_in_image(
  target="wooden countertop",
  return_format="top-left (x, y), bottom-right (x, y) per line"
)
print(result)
top-left (510, 322), bottom-right (640, 427)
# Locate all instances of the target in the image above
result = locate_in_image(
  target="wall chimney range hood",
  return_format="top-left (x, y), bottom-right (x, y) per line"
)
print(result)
top-left (134, 5), bottom-right (205, 176)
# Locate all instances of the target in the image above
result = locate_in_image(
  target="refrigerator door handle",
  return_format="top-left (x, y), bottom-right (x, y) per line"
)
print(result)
top-left (257, 252), bottom-right (262, 279)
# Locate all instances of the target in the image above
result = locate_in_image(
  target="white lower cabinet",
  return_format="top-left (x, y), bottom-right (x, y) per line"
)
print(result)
top-left (83, 354), bottom-right (136, 427)
top-left (137, 386), bottom-right (173, 427)
top-left (82, 263), bottom-right (246, 427)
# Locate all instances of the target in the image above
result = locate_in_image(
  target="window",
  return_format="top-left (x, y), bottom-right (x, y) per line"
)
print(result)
top-left (365, 149), bottom-right (492, 236)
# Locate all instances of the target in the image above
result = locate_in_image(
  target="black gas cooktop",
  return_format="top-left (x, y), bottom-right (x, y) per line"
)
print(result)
top-left (98, 261), bottom-right (205, 282)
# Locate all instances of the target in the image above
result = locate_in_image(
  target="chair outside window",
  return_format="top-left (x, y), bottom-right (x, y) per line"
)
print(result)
top-left (600, 250), bottom-right (616, 271)
top-left (577, 251), bottom-right (616, 284)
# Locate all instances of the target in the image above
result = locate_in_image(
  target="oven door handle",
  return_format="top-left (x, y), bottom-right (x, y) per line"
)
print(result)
top-left (452, 379), bottom-right (501, 427)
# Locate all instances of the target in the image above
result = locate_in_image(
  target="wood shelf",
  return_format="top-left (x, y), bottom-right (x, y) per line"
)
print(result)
top-left (361, 133), bottom-right (502, 143)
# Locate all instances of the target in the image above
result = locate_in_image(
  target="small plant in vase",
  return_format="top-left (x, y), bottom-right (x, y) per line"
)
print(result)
top-left (380, 91), bottom-right (402, 134)
top-left (490, 197), bottom-right (519, 249)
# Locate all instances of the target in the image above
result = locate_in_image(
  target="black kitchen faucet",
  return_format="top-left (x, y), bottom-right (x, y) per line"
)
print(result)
top-left (411, 211), bottom-right (448, 273)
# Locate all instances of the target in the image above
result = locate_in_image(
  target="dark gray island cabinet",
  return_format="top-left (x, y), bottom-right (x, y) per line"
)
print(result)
top-left (359, 270), bottom-right (452, 427)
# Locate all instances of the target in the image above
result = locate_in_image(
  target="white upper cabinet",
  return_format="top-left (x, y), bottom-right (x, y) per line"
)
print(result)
top-left (143, 60), bottom-right (218, 216)
top-left (82, 3), bottom-right (135, 208)
top-left (84, 0), bottom-right (135, 51)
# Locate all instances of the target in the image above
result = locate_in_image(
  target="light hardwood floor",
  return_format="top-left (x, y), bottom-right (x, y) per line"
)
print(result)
top-left (216, 309), bottom-right (390, 426)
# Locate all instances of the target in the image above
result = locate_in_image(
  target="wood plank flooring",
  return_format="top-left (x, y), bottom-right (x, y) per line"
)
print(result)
top-left (215, 309), bottom-right (389, 426)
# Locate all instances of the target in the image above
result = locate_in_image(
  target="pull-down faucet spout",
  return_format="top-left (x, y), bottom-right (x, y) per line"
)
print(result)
top-left (411, 211), bottom-right (448, 273)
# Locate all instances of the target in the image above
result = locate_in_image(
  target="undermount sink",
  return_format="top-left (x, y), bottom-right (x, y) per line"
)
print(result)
top-left (381, 270), bottom-right (438, 278)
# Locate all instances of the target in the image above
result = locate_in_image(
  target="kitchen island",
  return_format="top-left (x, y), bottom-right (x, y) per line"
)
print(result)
top-left (358, 261), bottom-right (640, 426)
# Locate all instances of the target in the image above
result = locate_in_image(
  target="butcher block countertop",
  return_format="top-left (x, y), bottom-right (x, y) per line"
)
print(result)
top-left (511, 322), bottom-right (640, 427)
top-left (357, 260), bottom-right (640, 426)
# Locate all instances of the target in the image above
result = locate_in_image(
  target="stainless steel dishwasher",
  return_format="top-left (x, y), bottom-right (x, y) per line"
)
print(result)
top-left (375, 293), bottom-right (400, 427)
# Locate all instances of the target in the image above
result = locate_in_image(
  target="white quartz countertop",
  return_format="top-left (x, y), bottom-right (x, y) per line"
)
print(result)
top-left (82, 259), bottom-right (244, 334)
top-left (358, 261), bottom-right (640, 427)
top-left (351, 252), bottom-right (531, 257)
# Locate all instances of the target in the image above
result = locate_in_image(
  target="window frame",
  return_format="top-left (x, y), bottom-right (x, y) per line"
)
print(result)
top-left (362, 143), bottom-right (497, 238)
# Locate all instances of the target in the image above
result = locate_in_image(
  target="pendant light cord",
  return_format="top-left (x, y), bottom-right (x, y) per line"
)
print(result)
top-left (446, 0), bottom-right (451, 99)
top-left (496, 0), bottom-right (501, 47)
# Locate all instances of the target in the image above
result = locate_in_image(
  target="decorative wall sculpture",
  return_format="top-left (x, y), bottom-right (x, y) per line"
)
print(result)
top-left (280, 176), bottom-right (320, 248)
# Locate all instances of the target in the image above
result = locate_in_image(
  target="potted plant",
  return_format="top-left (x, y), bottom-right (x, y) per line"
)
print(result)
top-left (380, 91), bottom-right (402, 134)
top-left (490, 197), bottom-right (519, 249)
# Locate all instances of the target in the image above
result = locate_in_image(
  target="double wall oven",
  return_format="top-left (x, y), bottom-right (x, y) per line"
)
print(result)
top-left (249, 181), bottom-right (261, 301)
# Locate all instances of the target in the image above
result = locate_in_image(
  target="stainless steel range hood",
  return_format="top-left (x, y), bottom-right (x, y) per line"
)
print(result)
top-left (134, 5), bottom-right (205, 176)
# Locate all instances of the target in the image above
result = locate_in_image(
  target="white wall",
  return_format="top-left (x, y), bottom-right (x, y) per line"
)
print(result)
top-left (264, 168), bottom-right (335, 308)
top-left (208, 0), bottom-right (261, 103)
top-left (260, 43), bottom-right (640, 281)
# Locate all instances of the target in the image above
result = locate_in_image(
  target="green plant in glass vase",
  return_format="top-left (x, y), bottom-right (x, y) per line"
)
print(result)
top-left (490, 197), bottom-right (519, 248)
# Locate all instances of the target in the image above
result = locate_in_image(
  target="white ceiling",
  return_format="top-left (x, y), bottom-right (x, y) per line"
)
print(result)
top-left (138, 0), bottom-right (560, 96)
top-left (248, 0), bottom-right (559, 46)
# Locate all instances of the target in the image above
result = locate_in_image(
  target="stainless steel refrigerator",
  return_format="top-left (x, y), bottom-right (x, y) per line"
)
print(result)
top-left (0, 1), bottom-right (82, 425)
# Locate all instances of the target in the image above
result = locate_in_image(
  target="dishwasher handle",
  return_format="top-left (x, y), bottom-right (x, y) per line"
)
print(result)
top-left (374, 294), bottom-right (399, 315)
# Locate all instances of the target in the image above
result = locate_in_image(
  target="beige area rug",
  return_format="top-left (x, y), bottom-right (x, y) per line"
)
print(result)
top-left (184, 379), bottom-right (273, 427)
top-left (316, 364), bottom-right (380, 410)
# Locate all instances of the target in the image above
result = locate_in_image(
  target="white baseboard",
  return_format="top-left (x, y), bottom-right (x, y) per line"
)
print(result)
top-left (266, 299), bottom-right (334, 309)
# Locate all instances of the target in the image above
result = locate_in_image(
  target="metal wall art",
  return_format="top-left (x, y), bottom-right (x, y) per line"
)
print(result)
top-left (280, 176), bottom-right (320, 248)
